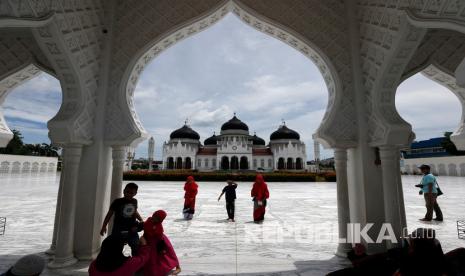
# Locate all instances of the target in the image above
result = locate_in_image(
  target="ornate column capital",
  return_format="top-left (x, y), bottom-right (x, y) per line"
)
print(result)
top-left (111, 145), bottom-right (127, 161)
top-left (334, 148), bottom-right (348, 161)
top-left (378, 146), bottom-right (401, 160)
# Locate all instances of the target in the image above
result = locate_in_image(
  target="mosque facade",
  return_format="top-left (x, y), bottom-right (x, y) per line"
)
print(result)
top-left (162, 115), bottom-right (306, 171)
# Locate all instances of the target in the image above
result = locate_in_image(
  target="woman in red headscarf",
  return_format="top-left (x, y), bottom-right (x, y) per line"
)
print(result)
top-left (251, 174), bottom-right (270, 223)
top-left (183, 176), bottom-right (198, 220)
top-left (143, 210), bottom-right (181, 276)
top-left (144, 210), bottom-right (166, 243)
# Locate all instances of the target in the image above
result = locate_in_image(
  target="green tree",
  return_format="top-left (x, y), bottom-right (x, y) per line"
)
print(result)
top-left (0, 129), bottom-right (59, 156)
top-left (442, 132), bottom-right (465, 156)
top-left (0, 129), bottom-right (27, 155)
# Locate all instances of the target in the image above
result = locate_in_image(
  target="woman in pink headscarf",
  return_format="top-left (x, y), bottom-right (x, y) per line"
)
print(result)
top-left (251, 174), bottom-right (270, 223)
top-left (183, 176), bottom-right (198, 220)
top-left (143, 210), bottom-right (181, 276)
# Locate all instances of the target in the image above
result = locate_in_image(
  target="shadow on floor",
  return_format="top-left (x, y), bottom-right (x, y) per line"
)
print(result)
top-left (1, 254), bottom-right (350, 276)
top-left (173, 256), bottom-right (350, 276)
top-left (0, 253), bottom-right (90, 276)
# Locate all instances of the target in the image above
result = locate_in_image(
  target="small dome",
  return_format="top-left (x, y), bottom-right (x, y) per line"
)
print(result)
top-left (252, 134), bottom-right (266, 145)
top-left (204, 133), bottom-right (218, 145)
top-left (170, 124), bottom-right (200, 140)
top-left (221, 115), bottom-right (249, 131)
top-left (270, 124), bottom-right (300, 140)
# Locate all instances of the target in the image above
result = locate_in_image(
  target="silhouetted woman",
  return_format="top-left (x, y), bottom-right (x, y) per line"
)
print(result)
top-left (251, 174), bottom-right (270, 223)
top-left (89, 235), bottom-right (150, 276)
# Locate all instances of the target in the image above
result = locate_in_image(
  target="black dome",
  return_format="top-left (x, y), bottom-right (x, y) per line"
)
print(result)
top-left (221, 115), bottom-right (249, 131)
top-left (252, 134), bottom-right (266, 145)
top-left (204, 133), bottom-right (218, 145)
top-left (170, 124), bottom-right (200, 140)
top-left (270, 125), bottom-right (300, 140)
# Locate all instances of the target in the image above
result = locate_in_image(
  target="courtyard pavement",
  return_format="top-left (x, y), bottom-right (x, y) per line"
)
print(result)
top-left (0, 174), bottom-right (464, 275)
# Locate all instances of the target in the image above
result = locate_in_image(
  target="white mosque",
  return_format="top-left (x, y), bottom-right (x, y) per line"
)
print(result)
top-left (162, 115), bottom-right (306, 171)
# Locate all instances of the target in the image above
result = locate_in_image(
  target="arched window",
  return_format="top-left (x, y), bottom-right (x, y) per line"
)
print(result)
top-left (260, 159), bottom-right (265, 168)
top-left (205, 158), bottom-right (209, 167)
top-left (448, 163), bottom-right (457, 176)
top-left (11, 161), bottom-right (21, 173)
top-left (197, 159), bottom-right (202, 167)
top-left (296, 158), bottom-right (303, 170)
top-left (185, 157), bottom-right (192, 169)
top-left (231, 156), bottom-right (239, 170)
top-left (221, 156), bottom-right (229, 170)
top-left (287, 158), bottom-right (294, 170)
top-left (176, 157), bottom-right (183, 169)
top-left (240, 156), bottom-right (248, 170)
top-left (438, 163), bottom-right (446, 175)
top-left (460, 163), bottom-right (465, 177)
top-left (253, 159), bottom-right (257, 169)
top-left (32, 162), bottom-right (39, 173)
top-left (0, 161), bottom-right (10, 173)
top-left (278, 158), bottom-right (285, 170)
top-left (167, 157), bottom-right (174, 169)
top-left (40, 162), bottom-right (47, 172)
top-left (22, 162), bottom-right (31, 173)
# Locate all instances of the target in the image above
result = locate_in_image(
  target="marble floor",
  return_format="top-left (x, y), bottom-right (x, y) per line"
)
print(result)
top-left (0, 174), bottom-right (464, 275)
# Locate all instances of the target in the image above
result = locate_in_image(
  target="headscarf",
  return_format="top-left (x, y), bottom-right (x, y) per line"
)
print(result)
top-left (144, 210), bottom-right (167, 243)
top-left (251, 174), bottom-right (269, 200)
top-left (95, 235), bottom-right (128, 272)
top-left (184, 175), bottom-right (198, 198)
top-left (153, 210), bottom-right (167, 222)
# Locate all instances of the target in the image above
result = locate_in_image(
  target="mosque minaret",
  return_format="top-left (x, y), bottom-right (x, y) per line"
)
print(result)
top-left (162, 115), bottom-right (306, 171)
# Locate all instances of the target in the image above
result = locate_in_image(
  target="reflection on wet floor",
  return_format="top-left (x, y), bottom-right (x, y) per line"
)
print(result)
top-left (0, 174), bottom-right (464, 275)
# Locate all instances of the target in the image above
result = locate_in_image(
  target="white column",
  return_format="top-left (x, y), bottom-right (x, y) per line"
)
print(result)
top-left (334, 148), bottom-right (351, 256)
top-left (379, 146), bottom-right (404, 248)
top-left (110, 146), bottom-right (126, 202)
top-left (48, 144), bottom-right (82, 268)
top-left (46, 149), bottom-right (66, 255)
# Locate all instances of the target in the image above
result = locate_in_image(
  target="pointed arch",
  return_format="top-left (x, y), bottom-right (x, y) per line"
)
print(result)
top-left (105, 0), bottom-right (354, 149)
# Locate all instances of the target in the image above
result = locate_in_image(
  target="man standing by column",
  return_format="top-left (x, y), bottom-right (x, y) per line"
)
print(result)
top-left (418, 165), bottom-right (443, 222)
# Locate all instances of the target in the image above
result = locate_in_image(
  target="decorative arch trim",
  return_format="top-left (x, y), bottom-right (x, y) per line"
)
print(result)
top-left (405, 9), bottom-right (465, 35)
top-left (108, 0), bottom-right (351, 148)
top-left (421, 64), bottom-right (465, 150)
top-left (0, 64), bottom-right (43, 147)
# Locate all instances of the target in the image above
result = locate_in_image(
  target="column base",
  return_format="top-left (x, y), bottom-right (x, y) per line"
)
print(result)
top-left (44, 246), bottom-right (55, 255)
top-left (335, 243), bottom-right (352, 257)
top-left (47, 255), bottom-right (78, 268)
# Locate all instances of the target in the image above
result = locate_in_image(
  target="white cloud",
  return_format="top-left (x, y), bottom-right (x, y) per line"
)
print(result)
top-left (396, 73), bottom-right (462, 140)
top-left (1, 72), bottom-right (61, 144)
top-left (177, 100), bottom-right (233, 127)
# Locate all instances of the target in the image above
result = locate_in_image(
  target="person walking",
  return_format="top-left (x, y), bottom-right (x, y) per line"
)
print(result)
top-left (418, 165), bottom-right (443, 222)
top-left (183, 176), bottom-right (198, 220)
top-left (218, 180), bottom-right (238, 222)
top-left (251, 174), bottom-right (269, 223)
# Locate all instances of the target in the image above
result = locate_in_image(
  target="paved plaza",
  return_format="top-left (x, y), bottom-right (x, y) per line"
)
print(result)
top-left (0, 174), bottom-right (464, 275)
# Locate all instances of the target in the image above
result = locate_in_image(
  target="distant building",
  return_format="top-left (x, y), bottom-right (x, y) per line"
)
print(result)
top-left (402, 137), bottom-right (449, 159)
top-left (401, 136), bottom-right (465, 176)
top-left (162, 115), bottom-right (307, 171)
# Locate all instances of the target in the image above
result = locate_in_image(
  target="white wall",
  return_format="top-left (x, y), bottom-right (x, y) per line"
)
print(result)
top-left (401, 156), bottom-right (465, 176)
top-left (0, 154), bottom-right (58, 174)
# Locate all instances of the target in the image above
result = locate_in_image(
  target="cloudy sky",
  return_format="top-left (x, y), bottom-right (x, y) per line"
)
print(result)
top-left (3, 14), bottom-right (462, 160)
